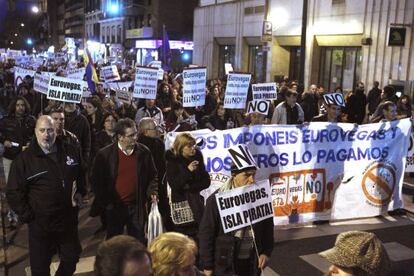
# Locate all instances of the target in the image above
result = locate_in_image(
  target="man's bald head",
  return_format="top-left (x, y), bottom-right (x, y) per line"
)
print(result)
top-left (35, 115), bottom-right (57, 152)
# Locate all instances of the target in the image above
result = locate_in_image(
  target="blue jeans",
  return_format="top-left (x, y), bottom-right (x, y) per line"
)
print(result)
top-left (105, 202), bottom-right (146, 244)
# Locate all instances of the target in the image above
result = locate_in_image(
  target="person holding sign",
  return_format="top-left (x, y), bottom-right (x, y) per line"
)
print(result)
top-left (198, 145), bottom-right (273, 276)
top-left (312, 93), bottom-right (344, 123)
top-left (271, 90), bottom-right (304, 125)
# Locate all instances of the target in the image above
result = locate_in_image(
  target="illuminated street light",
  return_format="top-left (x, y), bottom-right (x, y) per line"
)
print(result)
top-left (10, 41), bottom-right (14, 45)
top-left (31, 6), bottom-right (39, 13)
top-left (20, 23), bottom-right (25, 27)
top-left (26, 38), bottom-right (33, 45)
top-left (14, 33), bottom-right (18, 37)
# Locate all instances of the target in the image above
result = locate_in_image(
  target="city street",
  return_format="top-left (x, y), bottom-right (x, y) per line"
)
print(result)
top-left (1, 180), bottom-right (413, 275)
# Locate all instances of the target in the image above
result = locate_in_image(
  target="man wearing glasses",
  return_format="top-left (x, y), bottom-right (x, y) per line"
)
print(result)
top-left (91, 118), bottom-right (158, 243)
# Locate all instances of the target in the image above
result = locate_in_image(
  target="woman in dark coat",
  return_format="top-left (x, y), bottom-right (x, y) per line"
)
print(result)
top-left (165, 132), bottom-right (210, 242)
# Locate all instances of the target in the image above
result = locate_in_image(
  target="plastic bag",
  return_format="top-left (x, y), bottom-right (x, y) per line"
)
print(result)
top-left (147, 202), bottom-right (164, 244)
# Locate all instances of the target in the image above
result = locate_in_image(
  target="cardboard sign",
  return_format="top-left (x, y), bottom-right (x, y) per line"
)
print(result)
top-left (323, 93), bottom-right (345, 107)
top-left (82, 81), bottom-right (93, 98)
top-left (47, 76), bottom-right (84, 103)
top-left (182, 67), bottom-right (207, 107)
top-left (224, 63), bottom-right (234, 75)
top-left (106, 81), bottom-right (133, 92)
top-left (224, 73), bottom-right (251, 109)
top-left (66, 68), bottom-right (86, 80)
top-left (246, 100), bottom-right (270, 115)
top-left (215, 180), bottom-right (273, 233)
top-left (100, 65), bottom-right (120, 82)
top-left (117, 90), bottom-right (132, 104)
top-left (34, 73), bottom-right (52, 95)
top-left (252, 83), bottom-right (278, 100)
top-left (133, 66), bottom-right (159, 99)
top-left (228, 144), bottom-right (257, 171)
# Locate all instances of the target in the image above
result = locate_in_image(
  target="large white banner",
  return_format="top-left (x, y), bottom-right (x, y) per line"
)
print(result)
top-left (134, 66), bottom-right (159, 99)
top-left (182, 67), bottom-right (207, 107)
top-left (47, 76), bottom-right (84, 103)
top-left (224, 73), bottom-right (251, 109)
top-left (166, 119), bottom-right (411, 225)
top-left (216, 180), bottom-right (273, 233)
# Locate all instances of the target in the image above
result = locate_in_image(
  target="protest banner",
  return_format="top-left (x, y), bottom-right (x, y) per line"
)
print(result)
top-left (166, 119), bottom-right (411, 225)
top-left (148, 60), bottom-right (164, 80)
top-left (133, 66), bottom-right (159, 99)
top-left (14, 67), bottom-right (36, 86)
top-left (246, 100), bottom-right (271, 115)
top-left (82, 81), bottom-right (93, 98)
top-left (182, 67), bottom-right (207, 107)
top-left (47, 76), bottom-right (84, 103)
top-left (106, 81), bottom-right (133, 92)
top-left (117, 90), bottom-right (132, 104)
top-left (323, 93), bottom-right (345, 107)
top-left (216, 180), bottom-right (273, 233)
top-left (34, 73), bottom-right (52, 94)
top-left (224, 73), bottom-right (251, 109)
top-left (100, 65), bottom-right (120, 82)
top-left (66, 68), bottom-right (86, 80)
top-left (252, 83), bottom-right (278, 100)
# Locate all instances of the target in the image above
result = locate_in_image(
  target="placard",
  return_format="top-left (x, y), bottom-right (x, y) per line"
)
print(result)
top-left (224, 63), bottom-right (234, 75)
top-left (66, 68), bottom-right (86, 80)
top-left (47, 76), bottom-right (84, 103)
top-left (224, 73), bottom-right (251, 109)
top-left (100, 65), bottom-right (120, 82)
top-left (182, 67), bottom-right (207, 107)
top-left (133, 66), bottom-right (159, 99)
top-left (215, 180), bottom-right (273, 233)
top-left (323, 93), bottom-right (345, 107)
top-left (33, 73), bottom-right (51, 94)
top-left (252, 83), bottom-right (278, 100)
top-left (148, 60), bottom-right (164, 80)
top-left (246, 100), bottom-right (270, 115)
top-left (14, 67), bottom-right (36, 86)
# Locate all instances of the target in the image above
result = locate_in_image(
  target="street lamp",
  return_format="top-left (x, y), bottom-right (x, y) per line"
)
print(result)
top-left (20, 23), bottom-right (25, 27)
top-left (14, 33), bottom-right (18, 37)
top-left (26, 38), bottom-right (33, 45)
top-left (31, 6), bottom-right (39, 13)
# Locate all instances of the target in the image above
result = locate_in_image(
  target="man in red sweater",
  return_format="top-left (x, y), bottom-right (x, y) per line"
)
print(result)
top-left (91, 118), bottom-right (158, 243)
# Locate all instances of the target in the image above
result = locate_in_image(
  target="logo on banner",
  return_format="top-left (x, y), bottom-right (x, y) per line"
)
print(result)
top-left (362, 162), bottom-right (396, 206)
top-left (323, 93), bottom-right (345, 107)
top-left (228, 144), bottom-right (257, 171)
top-left (270, 169), bottom-right (330, 217)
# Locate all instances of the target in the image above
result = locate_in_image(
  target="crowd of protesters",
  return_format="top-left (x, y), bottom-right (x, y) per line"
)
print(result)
top-left (0, 57), bottom-right (411, 276)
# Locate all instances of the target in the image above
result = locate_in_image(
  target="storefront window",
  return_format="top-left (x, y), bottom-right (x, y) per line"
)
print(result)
top-left (319, 47), bottom-right (362, 92)
top-left (248, 46), bottom-right (267, 82)
top-left (218, 45), bottom-right (235, 78)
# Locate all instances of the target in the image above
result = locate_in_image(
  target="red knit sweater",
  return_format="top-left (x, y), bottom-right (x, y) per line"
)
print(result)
top-left (115, 148), bottom-right (138, 203)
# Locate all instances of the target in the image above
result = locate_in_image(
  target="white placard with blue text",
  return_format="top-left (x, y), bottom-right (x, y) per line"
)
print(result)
top-left (252, 83), bottom-right (278, 100)
top-left (133, 66), bottom-right (159, 99)
top-left (224, 73), bottom-right (251, 109)
top-left (183, 67), bottom-right (207, 107)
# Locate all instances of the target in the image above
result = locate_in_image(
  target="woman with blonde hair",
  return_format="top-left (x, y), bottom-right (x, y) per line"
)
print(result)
top-left (165, 132), bottom-right (210, 242)
top-left (149, 232), bottom-right (202, 276)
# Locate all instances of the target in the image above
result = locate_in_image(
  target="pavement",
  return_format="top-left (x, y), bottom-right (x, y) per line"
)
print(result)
top-left (0, 178), bottom-right (414, 275)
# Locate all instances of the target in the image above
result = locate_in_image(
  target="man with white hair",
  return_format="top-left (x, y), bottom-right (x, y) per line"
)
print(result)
top-left (6, 115), bottom-right (86, 276)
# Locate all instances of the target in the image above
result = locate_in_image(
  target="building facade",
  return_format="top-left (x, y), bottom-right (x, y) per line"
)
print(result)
top-left (194, 0), bottom-right (414, 92)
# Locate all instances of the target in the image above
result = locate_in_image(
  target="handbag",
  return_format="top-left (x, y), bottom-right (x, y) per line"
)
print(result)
top-left (147, 202), bottom-right (164, 244)
top-left (167, 181), bottom-right (195, 225)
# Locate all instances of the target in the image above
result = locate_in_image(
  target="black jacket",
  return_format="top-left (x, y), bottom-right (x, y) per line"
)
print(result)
top-left (165, 149), bottom-right (210, 224)
top-left (345, 89), bottom-right (367, 124)
top-left (64, 108), bottom-right (91, 162)
top-left (0, 114), bottom-right (36, 159)
top-left (198, 190), bottom-right (274, 275)
top-left (91, 142), bottom-right (158, 226)
top-left (6, 137), bottom-right (86, 232)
